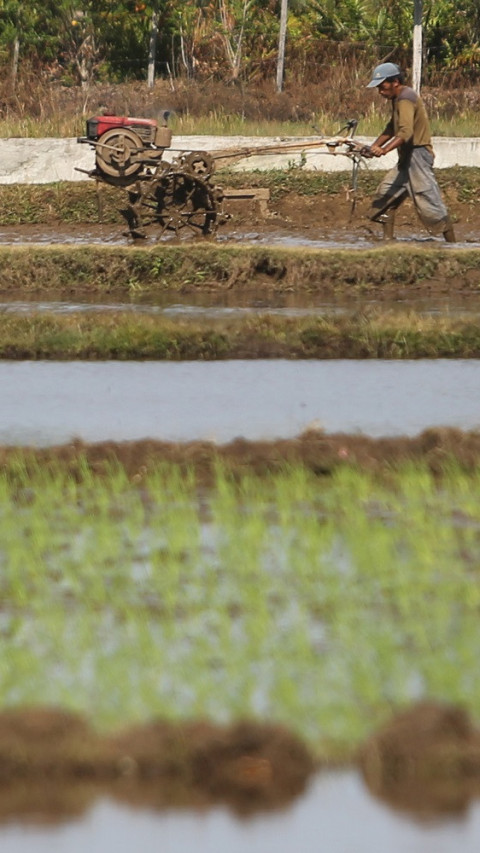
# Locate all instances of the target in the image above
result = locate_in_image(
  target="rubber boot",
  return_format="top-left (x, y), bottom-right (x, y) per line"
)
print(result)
top-left (381, 210), bottom-right (396, 241)
top-left (442, 216), bottom-right (456, 243)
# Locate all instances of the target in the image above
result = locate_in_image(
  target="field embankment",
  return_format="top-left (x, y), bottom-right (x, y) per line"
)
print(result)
top-left (1, 309), bottom-right (480, 359)
top-left (1, 243), bottom-right (480, 296)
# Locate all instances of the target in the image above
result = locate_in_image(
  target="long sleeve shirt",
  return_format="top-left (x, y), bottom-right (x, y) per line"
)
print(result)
top-left (382, 86), bottom-right (434, 160)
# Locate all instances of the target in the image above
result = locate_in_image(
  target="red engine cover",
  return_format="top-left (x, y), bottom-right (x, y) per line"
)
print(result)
top-left (85, 114), bottom-right (159, 141)
top-left (93, 115), bottom-right (158, 136)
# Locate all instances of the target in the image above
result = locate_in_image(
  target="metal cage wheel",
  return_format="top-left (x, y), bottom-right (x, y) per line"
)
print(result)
top-left (182, 152), bottom-right (215, 178)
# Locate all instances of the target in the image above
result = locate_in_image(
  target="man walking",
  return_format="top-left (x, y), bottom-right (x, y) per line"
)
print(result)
top-left (364, 62), bottom-right (455, 242)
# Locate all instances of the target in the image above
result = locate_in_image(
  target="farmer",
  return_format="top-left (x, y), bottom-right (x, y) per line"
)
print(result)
top-left (363, 62), bottom-right (455, 242)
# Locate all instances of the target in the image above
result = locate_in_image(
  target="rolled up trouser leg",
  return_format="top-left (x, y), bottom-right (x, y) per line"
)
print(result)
top-left (368, 165), bottom-right (409, 223)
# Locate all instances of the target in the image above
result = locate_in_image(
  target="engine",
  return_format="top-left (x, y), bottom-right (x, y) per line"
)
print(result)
top-left (78, 113), bottom-right (172, 183)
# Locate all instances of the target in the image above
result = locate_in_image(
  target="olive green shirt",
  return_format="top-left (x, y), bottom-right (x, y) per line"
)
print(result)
top-left (382, 86), bottom-right (433, 159)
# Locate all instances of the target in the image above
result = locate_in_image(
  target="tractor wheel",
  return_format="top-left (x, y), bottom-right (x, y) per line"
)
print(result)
top-left (124, 167), bottom-right (220, 238)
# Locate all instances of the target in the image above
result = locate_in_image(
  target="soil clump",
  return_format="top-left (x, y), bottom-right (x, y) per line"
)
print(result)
top-left (0, 709), bottom-right (313, 821)
top-left (2, 702), bottom-right (480, 822)
top-left (360, 702), bottom-right (480, 818)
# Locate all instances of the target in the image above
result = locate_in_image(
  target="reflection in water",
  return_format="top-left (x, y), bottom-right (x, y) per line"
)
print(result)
top-left (0, 359), bottom-right (479, 446)
top-left (1, 290), bottom-right (480, 317)
top-left (1, 771), bottom-right (480, 853)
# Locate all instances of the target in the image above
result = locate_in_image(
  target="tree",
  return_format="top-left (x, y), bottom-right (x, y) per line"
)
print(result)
top-left (147, 5), bottom-right (160, 86)
top-left (217, 0), bottom-right (253, 81)
top-left (1, 0), bottom-right (480, 88)
top-left (0, 0), bottom-right (68, 70)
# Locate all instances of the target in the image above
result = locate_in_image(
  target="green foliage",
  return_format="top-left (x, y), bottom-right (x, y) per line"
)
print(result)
top-left (87, 1), bottom-right (161, 80)
top-left (1, 0), bottom-right (480, 85)
top-left (0, 0), bottom-right (68, 64)
top-left (424, 0), bottom-right (480, 76)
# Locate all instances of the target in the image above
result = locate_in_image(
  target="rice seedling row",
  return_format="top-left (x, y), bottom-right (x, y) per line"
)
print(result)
top-left (2, 462), bottom-right (480, 759)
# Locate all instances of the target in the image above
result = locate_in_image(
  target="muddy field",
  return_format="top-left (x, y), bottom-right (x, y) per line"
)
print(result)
top-left (225, 185), bottom-right (480, 248)
top-left (1, 179), bottom-right (479, 250)
top-left (1, 174), bottom-right (480, 311)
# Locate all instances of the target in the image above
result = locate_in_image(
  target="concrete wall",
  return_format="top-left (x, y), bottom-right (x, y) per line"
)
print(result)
top-left (0, 135), bottom-right (478, 184)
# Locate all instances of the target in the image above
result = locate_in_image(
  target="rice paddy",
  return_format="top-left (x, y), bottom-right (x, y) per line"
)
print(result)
top-left (3, 459), bottom-right (480, 760)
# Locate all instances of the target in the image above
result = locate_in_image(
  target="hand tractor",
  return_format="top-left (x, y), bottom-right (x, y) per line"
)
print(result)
top-left (78, 113), bottom-right (368, 239)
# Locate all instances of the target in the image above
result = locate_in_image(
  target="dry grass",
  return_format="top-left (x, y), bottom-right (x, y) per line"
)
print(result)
top-left (1, 71), bottom-right (480, 138)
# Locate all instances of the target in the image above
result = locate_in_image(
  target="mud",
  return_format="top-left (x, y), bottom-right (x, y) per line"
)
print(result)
top-left (1, 427), bottom-right (480, 484)
top-left (268, 189), bottom-right (480, 247)
top-left (3, 292), bottom-right (480, 317)
top-left (0, 710), bottom-right (313, 821)
top-left (1, 702), bottom-right (480, 824)
top-left (2, 189), bottom-right (480, 305)
top-left (0, 184), bottom-right (478, 251)
top-left (360, 702), bottom-right (480, 818)
top-left (224, 189), bottom-right (480, 251)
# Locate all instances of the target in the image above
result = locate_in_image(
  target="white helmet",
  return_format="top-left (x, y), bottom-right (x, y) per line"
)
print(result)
top-left (366, 62), bottom-right (402, 88)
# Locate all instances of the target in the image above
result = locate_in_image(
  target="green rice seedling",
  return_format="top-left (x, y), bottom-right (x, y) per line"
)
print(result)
top-left (2, 461), bottom-right (480, 754)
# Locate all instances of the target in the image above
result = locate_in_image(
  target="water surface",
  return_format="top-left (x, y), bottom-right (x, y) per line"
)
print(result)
top-left (0, 359), bottom-right (479, 445)
top-left (1, 771), bottom-right (479, 853)
top-left (2, 290), bottom-right (480, 318)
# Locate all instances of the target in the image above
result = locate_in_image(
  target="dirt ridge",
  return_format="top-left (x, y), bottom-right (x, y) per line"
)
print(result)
top-left (1, 428), bottom-right (479, 483)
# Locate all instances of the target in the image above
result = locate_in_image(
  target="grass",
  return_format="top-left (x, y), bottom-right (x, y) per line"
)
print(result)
top-left (169, 112), bottom-right (480, 140)
top-left (0, 242), bottom-right (478, 298)
top-left (1, 109), bottom-right (480, 141)
top-left (1, 460), bottom-right (480, 758)
top-left (0, 309), bottom-right (480, 359)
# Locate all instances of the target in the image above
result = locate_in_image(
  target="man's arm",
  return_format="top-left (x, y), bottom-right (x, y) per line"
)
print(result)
top-left (364, 117), bottom-right (395, 157)
top-left (370, 135), bottom-right (403, 157)
top-left (371, 100), bottom-right (414, 157)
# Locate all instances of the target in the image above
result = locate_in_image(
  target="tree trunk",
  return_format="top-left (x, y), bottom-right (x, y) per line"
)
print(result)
top-left (412, 0), bottom-right (422, 93)
top-left (276, 0), bottom-right (288, 93)
top-left (148, 9), bottom-right (160, 88)
top-left (11, 36), bottom-right (19, 92)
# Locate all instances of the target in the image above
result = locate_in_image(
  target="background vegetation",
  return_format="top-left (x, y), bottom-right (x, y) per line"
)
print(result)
top-left (1, 0), bottom-right (480, 87)
top-left (0, 1), bottom-right (480, 137)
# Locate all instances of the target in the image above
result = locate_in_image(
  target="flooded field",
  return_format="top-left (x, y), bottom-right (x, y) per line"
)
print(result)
top-left (1, 456), bottom-right (480, 849)
top-left (2, 225), bottom-right (480, 253)
top-left (0, 219), bottom-right (480, 253)
top-left (2, 178), bottom-right (480, 850)
top-left (0, 358), bottom-right (479, 445)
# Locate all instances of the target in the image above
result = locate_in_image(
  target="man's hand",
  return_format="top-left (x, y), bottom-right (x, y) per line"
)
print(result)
top-left (369, 144), bottom-right (386, 157)
top-left (359, 145), bottom-right (373, 158)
